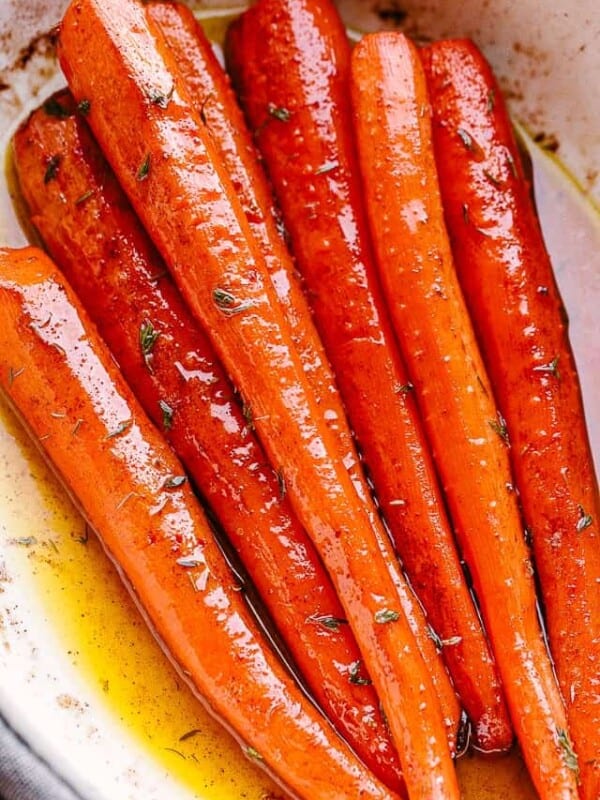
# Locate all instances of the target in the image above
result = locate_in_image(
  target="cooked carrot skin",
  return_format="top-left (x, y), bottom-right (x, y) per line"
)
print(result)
top-left (225, 0), bottom-right (510, 752)
top-left (423, 38), bottom-right (600, 799)
top-left (149, 0), bottom-right (461, 752)
top-left (0, 245), bottom-right (398, 800)
top-left (351, 32), bottom-right (579, 800)
top-left (12, 90), bottom-right (403, 793)
top-left (146, 0), bottom-right (354, 460)
top-left (58, 2), bottom-right (459, 797)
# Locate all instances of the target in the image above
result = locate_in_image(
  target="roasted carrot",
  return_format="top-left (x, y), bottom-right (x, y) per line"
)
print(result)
top-left (423, 38), bottom-right (600, 799)
top-left (225, 0), bottom-right (510, 752)
top-left (145, 0), bottom-right (460, 752)
top-left (146, 0), bottom-right (353, 461)
top-left (12, 89), bottom-right (404, 792)
top-left (351, 31), bottom-right (580, 800)
top-left (0, 245), bottom-right (399, 800)
top-left (58, 2), bottom-right (460, 796)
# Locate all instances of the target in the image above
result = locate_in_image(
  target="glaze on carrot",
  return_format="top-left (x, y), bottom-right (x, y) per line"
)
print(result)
top-left (58, 2), bottom-right (459, 797)
top-left (423, 38), bottom-right (600, 798)
top-left (225, 0), bottom-right (510, 752)
top-left (145, 0), bottom-right (460, 753)
top-left (12, 90), bottom-right (403, 792)
top-left (0, 245), bottom-right (399, 800)
top-left (351, 31), bottom-right (580, 800)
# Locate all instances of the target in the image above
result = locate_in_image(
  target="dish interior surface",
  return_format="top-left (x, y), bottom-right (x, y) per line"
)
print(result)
top-left (0, 2), bottom-right (598, 799)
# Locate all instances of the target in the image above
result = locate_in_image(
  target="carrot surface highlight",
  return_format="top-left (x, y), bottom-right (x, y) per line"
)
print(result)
top-left (147, 0), bottom-right (461, 750)
top-left (351, 31), bottom-right (580, 800)
top-left (0, 245), bottom-right (399, 800)
top-left (423, 38), bottom-right (600, 799)
top-left (225, 0), bottom-right (509, 752)
top-left (12, 89), bottom-right (404, 793)
top-left (58, 2), bottom-right (459, 797)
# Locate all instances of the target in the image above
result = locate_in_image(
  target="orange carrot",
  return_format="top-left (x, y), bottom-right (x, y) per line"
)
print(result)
top-left (225, 0), bottom-right (509, 752)
top-left (145, 0), bottom-right (461, 752)
top-left (423, 38), bottom-right (600, 798)
top-left (351, 31), bottom-right (580, 800)
top-left (58, 2), bottom-right (460, 796)
top-left (12, 89), bottom-right (404, 792)
top-left (0, 245), bottom-right (399, 800)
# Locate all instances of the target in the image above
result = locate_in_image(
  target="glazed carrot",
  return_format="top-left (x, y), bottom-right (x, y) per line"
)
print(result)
top-left (58, 2), bottom-right (460, 797)
top-left (225, 0), bottom-right (509, 752)
top-left (145, 0), bottom-right (460, 751)
top-left (12, 90), bottom-right (403, 792)
top-left (423, 38), bottom-right (600, 799)
top-left (0, 245), bottom-right (399, 800)
top-left (351, 31), bottom-right (579, 800)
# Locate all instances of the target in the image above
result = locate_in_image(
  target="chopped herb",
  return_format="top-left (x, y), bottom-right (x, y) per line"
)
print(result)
top-left (557, 728), bottom-right (579, 776)
top-left (267, 102), bottom-right (291, 122)
top-left (457, 127), bottom-right (475, 151)
top-left (315, 160), bottom-right (339, 175)
top-left (12, 536), bottom-right (37, 547)
top-left (396, 382), bottom-right (414, 394)
top-left (105, 419), bottom-right (132, 439)
top-left (374, 608), bottom-right (400, 624)
top-left (483, 169), bottom-right (502, 188)
top-left (212, 288), bottom-right (256, 316)
top-left (576, 505), bottom-right (593, 532)
top-left (76, 526), bottom-right (89, 545)
top-left (243, 746), bottom-right (263, 761)
top-left (163, 475), bottom-right (187, 489)
top-left (75, 189), bottom-right (95, 206)
top-left (137, 153), bottom-right (151, 181)
top-left (159, 399), bottom-right (174, 430)
top-left (276, 468), bottom-right (286, 500)
top-left (533, 355), bottom-right (560, 379)
top-left (308, 614), bottom-right (348, 631)
top-left (489, 412), bottom-right (509, 444)
top-left (139, 319), bottom-right (160, 370)
top-left (486, 89), bottom-right (496, 113)
top-left (524, 526), bottom-right (533, 547)
top-left (179, 729), bottom-right (202, 742)
top-left (43, 96), bottom-right (72, 118)
top-left (148, 85), bottom-right (174, 108)
top-left (348, 660), bottom-right (372, 686)
top-left (242, 402), bottom-right (254, 430)
top-left (176, 554), bottom-right (204, 568)
top-left (77, 99), bottom-right (91, 116)
top-left (44, 154), bottom-right (61, 184)
top-left (428, 627), bottom-right (444, 650)
top-left (199, 93), bottom-right (214, 126)
top-left (7, 366), bottom-right (24, 386)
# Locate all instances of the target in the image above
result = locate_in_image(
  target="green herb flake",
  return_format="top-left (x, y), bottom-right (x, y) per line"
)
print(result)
top-left (139, 319), bottom-right (160, 370)
top-left (457, 127), bottom-right (475, 151)
top-left (105, 419), bottom-right (132, 440)
top-left (276, 468), bottom-right (286, 500)
top-left (43, 97), bottom-right (72, 119)
top-left (396, 382), bottom-right (414, 394)
top-left (75, 189), bottom-right (95, 206)
top-left (148, 85), bottom-right (174, 109)
top-left (557, 728), bottom-right (579, 777)
top-left (348, 660), bottom-right (372, 686)
top-left (428, 628), bottom-right (444, 651)
top-left (163, 475), bottom-right (187, 489)
top-left (77, 99), bottom-right (91, 116)
top-left (374, 608), bottom-right (400, 624)
top-left (137, 153), bottom-right (151, 182)
top-left (159, 399), bottom-right (174, 430)
top-left (309, 614), bottom-right (348, 631)
top-left (242, 402), bottom-right (254, 431)
top-left (44, 154), bottom-right (61, 184)
top-left (267, 102), bottom-right (291, 122)
top-left (576, 506), bottom-right (593, 532)
top-left (243, 745), bottom-right (263, 761)
top-left (533, 355), bottom-right (560, 379)
top-left (212, 288), bottom-right (256, 316)
top-left (176, 554), bottom-right (204, 568)
top-left (488, 412), bottom-right (509, 444)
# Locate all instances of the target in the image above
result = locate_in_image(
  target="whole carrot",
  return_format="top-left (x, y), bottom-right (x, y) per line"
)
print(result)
top-left (351, 31), bottom-right (580, 800)
top-left (0, 245), bottom-right (398, 800)
top-left (12, 90), bottom-right (403, 792)
top-left (58, 2), bottom-right (459, 797)
top-left (225, 0), bottom-right (509, 752)
top-left (145, 0), bottom-right (460, 752)
top-left (423, 38), bottom-right (600, 799)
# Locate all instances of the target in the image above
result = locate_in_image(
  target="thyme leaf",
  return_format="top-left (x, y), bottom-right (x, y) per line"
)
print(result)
top-left (308, 614), bottom-right (348, 631)
top-left (75, 189), bottom-right (95, 206)
top-left (557, 728), bottom-right (579, 777)
top-left (44, 154), bottom-right (61, 184)
top-left (159, 399), bottom-right (174, 430)
top-left (348, 660), bottom-right (372, 686)
top-left (105, 419), bottom-right (132, 439)
top-left (212, 288), bottom-right (256, 316)
top-left (77, 99), bottom-right (91, 116)
top-left (243, 746), bottom-right (263, 761)
top-left (374, 608), bottom-right (400, 624)
top-left (137, 153), bottom-right (151, 182)
top-left (489, 412), bottom-right (509, 444)
top-left (267, 102), bottom-right (291, 122)
top-left (139, 319), bottom-right (160, 370)
top-left (576, 506), bottom-right (593, 532)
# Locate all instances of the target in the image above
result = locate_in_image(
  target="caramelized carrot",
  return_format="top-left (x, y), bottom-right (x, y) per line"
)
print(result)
top-left (351, 31), bottom-right (580, 800)
top-left (58, 2), bottom-right (459, 796)
top-left (145, 0), bottom-right (460, 751)
top-left (12, 90), bottom-right (403, 792)
top-left (0, 245), bottom-right (399, 800)
top-left (423, 38), bottom-right (600, 798)
top-left (225, 0), bottom-right (509, 752)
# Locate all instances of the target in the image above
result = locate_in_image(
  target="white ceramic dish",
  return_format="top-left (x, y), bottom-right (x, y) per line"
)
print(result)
top-left (0, 2), bottom-right (598, 799)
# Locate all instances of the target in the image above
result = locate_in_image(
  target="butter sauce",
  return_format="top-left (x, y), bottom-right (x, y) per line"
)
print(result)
top-left (1, 8), bottom-right (598, 800)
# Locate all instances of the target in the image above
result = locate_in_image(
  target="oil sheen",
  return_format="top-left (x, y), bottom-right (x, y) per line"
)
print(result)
top-left (1, 9), bottom-right (599, 800)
